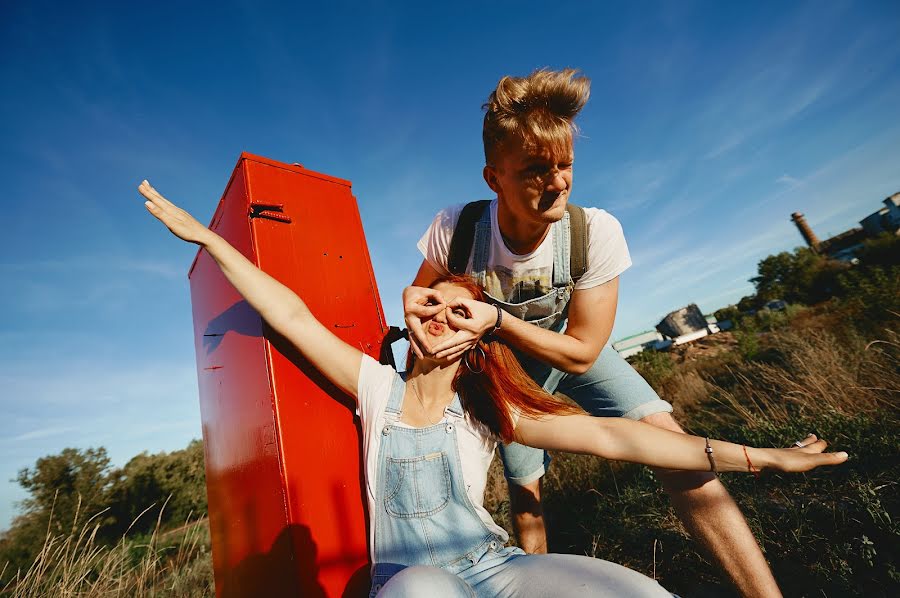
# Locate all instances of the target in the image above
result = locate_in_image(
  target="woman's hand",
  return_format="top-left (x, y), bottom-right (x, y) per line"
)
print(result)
top-left (759, 434), bottom-right (848, 473)
top-left (138, 180), bottom-right (214, 246)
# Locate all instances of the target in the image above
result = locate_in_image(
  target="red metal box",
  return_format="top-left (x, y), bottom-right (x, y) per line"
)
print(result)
top-left (188, 153), bottom-right (387, 597)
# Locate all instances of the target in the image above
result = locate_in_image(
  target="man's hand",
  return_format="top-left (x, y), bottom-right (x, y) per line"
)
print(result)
top-left (402, 286), bottom-right (446, 358)
top-left (432, 297), bottom-right (499, 362)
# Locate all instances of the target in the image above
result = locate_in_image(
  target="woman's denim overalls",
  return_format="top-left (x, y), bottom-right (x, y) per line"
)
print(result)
top-left (369, 373), bottom-right (508, 596)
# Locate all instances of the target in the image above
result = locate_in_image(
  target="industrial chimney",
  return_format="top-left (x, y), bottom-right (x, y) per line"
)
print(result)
top-left (791, 212), bottom-right (820, 252)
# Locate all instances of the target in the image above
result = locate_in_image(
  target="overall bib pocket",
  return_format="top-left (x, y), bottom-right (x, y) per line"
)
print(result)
top-left (385, 452), bottom-right (451, 518)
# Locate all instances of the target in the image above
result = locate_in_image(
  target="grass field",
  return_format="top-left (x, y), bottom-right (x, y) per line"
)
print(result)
top-left (485, 305), bottom-right (900, 596)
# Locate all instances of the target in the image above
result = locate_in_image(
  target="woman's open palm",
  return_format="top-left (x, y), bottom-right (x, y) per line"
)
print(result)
top-left (138, 180), bottom-right (211, 245)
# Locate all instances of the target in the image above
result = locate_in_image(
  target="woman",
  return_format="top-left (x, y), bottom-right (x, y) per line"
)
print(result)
top-left (137, 180), bottom-right (847, 597)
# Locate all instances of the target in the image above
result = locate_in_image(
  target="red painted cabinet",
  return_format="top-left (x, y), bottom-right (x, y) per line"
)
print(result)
top-left (188, 153), bottom-right (387, 597)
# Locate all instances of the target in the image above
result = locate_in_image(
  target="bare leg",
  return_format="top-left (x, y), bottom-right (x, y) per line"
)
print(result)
top-left (641, 411), bottom-right (782, 598)
top-left (509, 478), bottom-right (548, 554)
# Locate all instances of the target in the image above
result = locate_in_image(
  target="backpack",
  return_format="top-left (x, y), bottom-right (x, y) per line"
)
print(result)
top-left (446, 200), bottom-right (589, 284)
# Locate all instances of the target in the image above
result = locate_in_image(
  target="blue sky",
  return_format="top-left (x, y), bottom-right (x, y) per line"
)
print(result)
top-left (2, 0), bottom-right (899, 529)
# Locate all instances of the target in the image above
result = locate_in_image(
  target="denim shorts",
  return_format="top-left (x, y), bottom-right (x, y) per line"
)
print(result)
top-left (501, 344), bottom-right (673, 484)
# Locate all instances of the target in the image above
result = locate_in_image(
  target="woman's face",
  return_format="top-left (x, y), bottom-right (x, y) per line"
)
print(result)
top-left (423, 282), bottom-right (476, 343)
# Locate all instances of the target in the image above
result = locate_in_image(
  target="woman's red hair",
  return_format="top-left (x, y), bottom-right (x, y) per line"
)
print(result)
top-left (408, 275), bottom-right (579, 442)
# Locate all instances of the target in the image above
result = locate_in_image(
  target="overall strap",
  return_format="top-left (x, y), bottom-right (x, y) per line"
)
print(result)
top-left (551, 212), bottom-right (571, 288)
top-left (470, 208), bottom-right (493, 286)
top-left (384, 372), bottom-right (406, 420)
top-left (448, 200), bottom-right (588, 284)
top-left (566, 203), bottom-right (588, 285)
top-left (447, 200), bottom-right (491, 275)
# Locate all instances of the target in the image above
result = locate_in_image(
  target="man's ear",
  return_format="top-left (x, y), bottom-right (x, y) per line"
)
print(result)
top-left (483, 165), bottom-right (501, 194)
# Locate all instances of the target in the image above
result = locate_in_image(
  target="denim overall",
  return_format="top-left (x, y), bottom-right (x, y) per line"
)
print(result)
top-left (470, 205), bottom-right (671, 483)
top-left (369, 373), bottom-right (509, 596)
top-left (470, 207), bottom-right (573, 339)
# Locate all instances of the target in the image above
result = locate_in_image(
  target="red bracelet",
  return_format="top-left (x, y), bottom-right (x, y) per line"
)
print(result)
top-left (742, 445), bottom-right (760, 478)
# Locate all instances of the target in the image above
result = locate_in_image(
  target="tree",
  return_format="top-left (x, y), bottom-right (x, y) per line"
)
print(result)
top-left (106, 439), bottom-right (207, 535)
top-left (750, 248), bottom-right (849, 306)
top-left (16, 447), bottom-right (112, 534)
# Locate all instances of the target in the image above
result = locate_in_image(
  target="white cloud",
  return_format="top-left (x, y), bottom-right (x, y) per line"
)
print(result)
top-left (776, 174), bottom-right (802, 188)
top-left (8, 425), bottom-right (79, 443)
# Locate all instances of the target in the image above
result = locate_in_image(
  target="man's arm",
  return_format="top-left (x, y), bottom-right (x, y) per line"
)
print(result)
top-left (409, 254), bottom-right (619, 374)
top-left (492, 278), bottom-right (618, 374)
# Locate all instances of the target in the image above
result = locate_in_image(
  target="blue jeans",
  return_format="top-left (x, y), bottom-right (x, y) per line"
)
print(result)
top-left (501, 345), bottom-right (673, 484)
top-left (378, 550), bottom-right (671, 597)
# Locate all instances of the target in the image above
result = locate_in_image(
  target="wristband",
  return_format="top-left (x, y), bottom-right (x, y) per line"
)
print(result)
top-left (490, 305), bottom-right (503, 335)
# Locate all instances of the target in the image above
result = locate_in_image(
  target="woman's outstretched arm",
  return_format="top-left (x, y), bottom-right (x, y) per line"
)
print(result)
top-left (513, 413), bottom-right (848, 474)
top-left (138, 180), bottom-right (363, 398)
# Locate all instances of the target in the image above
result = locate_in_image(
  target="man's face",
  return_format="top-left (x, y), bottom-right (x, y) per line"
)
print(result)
top-left (484, 134), bottom-right (574, 225)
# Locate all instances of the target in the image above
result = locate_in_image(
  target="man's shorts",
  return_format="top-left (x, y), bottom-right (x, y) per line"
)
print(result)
top-left (500, 344), bottom-right (673, 485)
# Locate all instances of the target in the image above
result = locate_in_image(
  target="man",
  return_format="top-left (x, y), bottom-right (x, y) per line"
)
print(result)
top-left (403, 68), bottom-right (784, 597)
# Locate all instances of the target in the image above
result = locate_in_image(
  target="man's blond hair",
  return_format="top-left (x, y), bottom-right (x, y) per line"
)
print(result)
top-left (482, 68), bottom-right (591, 166)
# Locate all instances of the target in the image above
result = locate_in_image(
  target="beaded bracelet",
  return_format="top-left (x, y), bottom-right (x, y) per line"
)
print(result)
top-left (704, 438), bottom-right (718, 475)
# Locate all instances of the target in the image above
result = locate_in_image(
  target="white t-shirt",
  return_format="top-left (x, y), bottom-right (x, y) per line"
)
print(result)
top-left (417, 200), bottom-right (632, 301)
top-left (356, 354), bottom-right (509, 564)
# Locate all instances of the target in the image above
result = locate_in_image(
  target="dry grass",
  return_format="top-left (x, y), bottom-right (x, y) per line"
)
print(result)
top-left (1, 500), bottom-right (213, 598)
top-left (5, 310), bottom-right (897, 596)
top-left (485, 316), bottom-right (900, 596)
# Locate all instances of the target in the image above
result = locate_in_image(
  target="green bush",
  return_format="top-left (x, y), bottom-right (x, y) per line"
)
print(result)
top-left (629, 348), bottom-right (675, 388)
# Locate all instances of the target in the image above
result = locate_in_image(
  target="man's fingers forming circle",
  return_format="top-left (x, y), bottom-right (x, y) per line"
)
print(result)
top-left (442, 345), bottom-right (470, 363)
top-left (405, 319), bottom-right (433, 355)
top-left (408, 334), bottom-right (426, 359)
top-left (435, 340), bottom-right (476, 361)
top-left (446, 310), bottom-right (478, 331)
top-left (408, 303), bottom-right (445, 318)
top-left (431, 330), bottom-right (475, 356)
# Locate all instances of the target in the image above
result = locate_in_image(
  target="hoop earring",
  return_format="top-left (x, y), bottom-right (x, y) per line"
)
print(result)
top-left (464, 344), bottom-right (487, 374)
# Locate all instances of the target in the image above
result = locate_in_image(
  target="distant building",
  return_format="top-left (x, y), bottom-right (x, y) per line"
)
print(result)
top-left (656, 304), bottom-right (708, 338)
top-left (860, 192), bottom-right (900, 236)
top-left (614, 305), bottom-right (730, 357)
top-left (615, 192), bottom-right (897, 358)
top-left (612, 330), bottom-right (664, 358)
top-left (791, 191), bottom-right (900, 262)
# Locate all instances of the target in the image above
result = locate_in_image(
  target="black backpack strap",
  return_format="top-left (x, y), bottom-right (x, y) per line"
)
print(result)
top-left (447, 200), bottom-right (491, 274)
top-left (566, 203), bottom-right (588, 284)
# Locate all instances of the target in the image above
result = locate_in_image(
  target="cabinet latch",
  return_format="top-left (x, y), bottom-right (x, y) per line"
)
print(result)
top-left (249, 202), bottom-right (292, 223)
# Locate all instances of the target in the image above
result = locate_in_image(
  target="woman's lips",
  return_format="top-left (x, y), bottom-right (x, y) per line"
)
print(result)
top-left (427, 321), bottom-right (445, 335)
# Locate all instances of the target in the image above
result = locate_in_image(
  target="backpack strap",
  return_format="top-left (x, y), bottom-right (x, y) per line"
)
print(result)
top-left (447, 200), bottom-right (491, 274)
top-left (447, 200), bottom-right (589, 283)
top-left (566, 203), bottom-right (588, 284)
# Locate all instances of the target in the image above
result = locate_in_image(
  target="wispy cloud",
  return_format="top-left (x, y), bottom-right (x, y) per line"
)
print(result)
top-left (8, 425), bottom-right (79, 443)
top-left (776, 174), bottom-right (802, 188)
top-left (0, 257), bottom-right (182, 278)
top-left (590, 159), bottom-right (683, 212)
